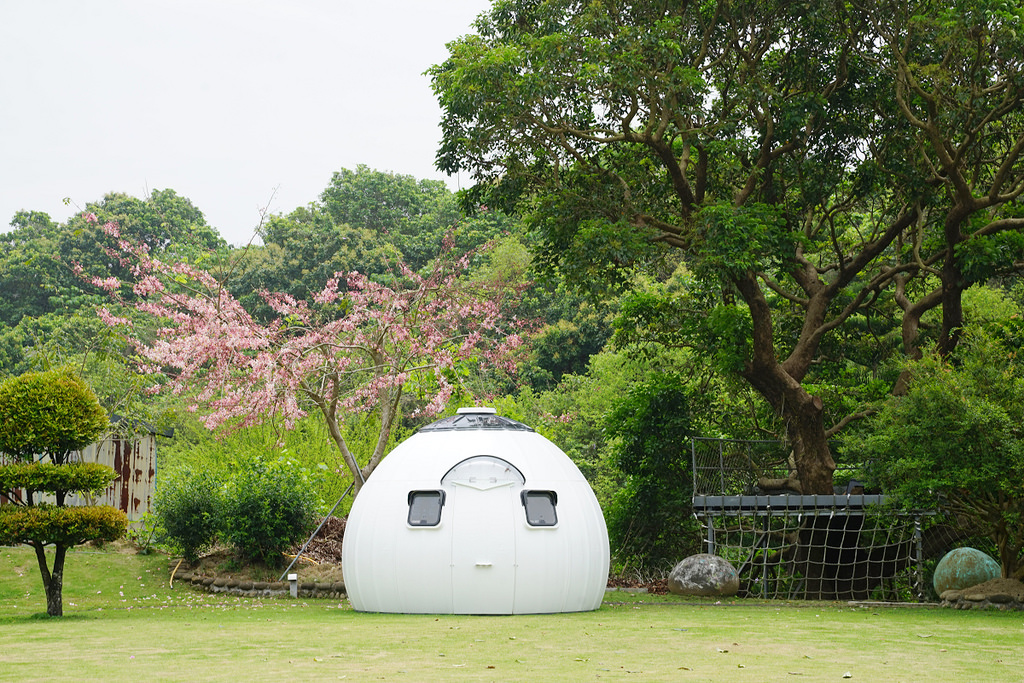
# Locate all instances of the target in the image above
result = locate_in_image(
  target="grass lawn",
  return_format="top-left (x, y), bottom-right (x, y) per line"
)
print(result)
top-left (2, 545), bottom-right (1022, 682)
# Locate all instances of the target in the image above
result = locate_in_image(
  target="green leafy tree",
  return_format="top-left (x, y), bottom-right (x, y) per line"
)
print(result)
top-left (66, 190), bottom-right (224, 260)
top-left (0, 369), bottom-right (127, 616)
top-left (523, 300), bottom-right (615, 389)
top-left (226, 168), bottom-right (516, 322)
top-left (0, 211), bottom-right (64, 326)
top-left (0, 191), bottom-right (225, 330)
top-left (469, 230), bottom-right (621, 390)
top-left (605, 373), bottom-right (701, 574)
top-left (856, 326), bottom-right (1024, 579)
top-left (229, 204), bottom-right (402, 320)
top-left (431, 0), bottom-right (1024, 493)
top-left (320, 165), bottom-right (463, 271)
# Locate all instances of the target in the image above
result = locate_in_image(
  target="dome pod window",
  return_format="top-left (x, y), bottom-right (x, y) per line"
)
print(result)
top-left (521, 490), bottom-right (557, 527)
top-left (407, 490), bottom-right (445, 527)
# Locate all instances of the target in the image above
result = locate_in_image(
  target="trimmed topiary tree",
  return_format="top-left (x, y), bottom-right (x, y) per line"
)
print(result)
top-left (0, 368), bottom-right (108, 468)
top-left (0, 368), bottom-right (128, 616)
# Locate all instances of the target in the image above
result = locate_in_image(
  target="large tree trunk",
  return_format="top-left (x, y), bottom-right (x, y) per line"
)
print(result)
top-left (741, 356), bottom-right (836, 494)
top-left (736, 273), bottom-right (836, 494)
top-left (785, 395), bottom-right (836, 495)
top-left (991, 499), bottom-right (1023, 580)
top-left (937, 213), bottom-right (967, 357)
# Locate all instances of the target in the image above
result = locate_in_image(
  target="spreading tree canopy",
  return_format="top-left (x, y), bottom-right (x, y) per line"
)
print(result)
top-left (431, 0), bottom-right (1024, 492)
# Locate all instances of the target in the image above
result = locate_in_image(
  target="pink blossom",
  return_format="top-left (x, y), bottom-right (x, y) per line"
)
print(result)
top-left (132, 275), bottom-right (164, 297)
top-left (91, 276), bottom-right (122, 293)
top-left (97, 307), bottom-right (132, 327)
top-left (84, 220), bottom-right (528, 493)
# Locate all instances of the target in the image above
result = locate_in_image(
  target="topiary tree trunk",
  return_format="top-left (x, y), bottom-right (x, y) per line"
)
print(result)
top-left (36, 544), bottom-right (67, 617)
top-left (0, 465), bottom-right (129, 616)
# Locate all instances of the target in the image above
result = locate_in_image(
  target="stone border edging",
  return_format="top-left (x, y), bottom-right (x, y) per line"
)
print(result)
top-left (172, 569), bottom-right (346, 599)
top-left (939, 589), bottom-right (1024, 610)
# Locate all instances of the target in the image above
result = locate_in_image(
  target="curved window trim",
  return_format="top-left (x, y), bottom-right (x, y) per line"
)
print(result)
top-left (407, 489), bottom-right (446, 527)
top-left (521, 489), bottom-right (558, 527)
top-left (440, 455), bottom-right (526, 486)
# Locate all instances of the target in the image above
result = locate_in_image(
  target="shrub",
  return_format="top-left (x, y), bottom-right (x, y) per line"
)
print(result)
top-left (221, 457), bottom-right (322, 567)
top-left (158, 413), bottom-right (375, 518)
top-left (856, 326), bottom-right (1024, 578)
top-left (153, 465), bottom-right (223, 564)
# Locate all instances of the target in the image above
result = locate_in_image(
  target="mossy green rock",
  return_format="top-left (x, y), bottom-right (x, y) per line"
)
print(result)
top-left (933, 547), bottom-right (1000, 594)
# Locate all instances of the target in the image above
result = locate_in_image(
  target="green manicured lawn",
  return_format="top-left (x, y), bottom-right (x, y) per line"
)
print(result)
top-left (2, 545), bottom-right (1022, 681)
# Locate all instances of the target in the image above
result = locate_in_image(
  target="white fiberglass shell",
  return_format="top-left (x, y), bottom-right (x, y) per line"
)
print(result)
top-left (341, 410), bottom-right (609, 614)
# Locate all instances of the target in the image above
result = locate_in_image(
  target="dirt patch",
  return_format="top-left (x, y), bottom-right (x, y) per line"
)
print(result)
top-left (89, 538), bottom-right (148, 554)
top-left (970, 577), bottom-right (1024, 599)
top-left (607, 575), bottom-right (670, 594)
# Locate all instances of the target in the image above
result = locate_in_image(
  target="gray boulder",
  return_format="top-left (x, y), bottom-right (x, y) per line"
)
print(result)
top-left (668, 554), bottom-right (739, 597)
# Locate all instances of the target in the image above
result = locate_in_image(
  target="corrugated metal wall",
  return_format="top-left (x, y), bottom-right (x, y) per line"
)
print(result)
top-left (66, 436), bottom-right (157, 524)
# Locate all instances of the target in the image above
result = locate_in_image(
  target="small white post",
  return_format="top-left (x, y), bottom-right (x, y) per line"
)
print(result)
top-left (288, 573), bottom-right (298, 598)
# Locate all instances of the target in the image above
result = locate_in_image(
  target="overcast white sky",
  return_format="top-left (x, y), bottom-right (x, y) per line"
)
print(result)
top-left (1, 0), bottom-right (492, 246)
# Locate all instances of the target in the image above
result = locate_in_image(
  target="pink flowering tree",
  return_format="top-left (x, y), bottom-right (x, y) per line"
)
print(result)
top-left (78, 213), bottom-right (525, 495)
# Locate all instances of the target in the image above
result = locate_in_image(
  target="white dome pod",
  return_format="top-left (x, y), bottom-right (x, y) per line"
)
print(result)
top-left (342, 408), bottom-right (610, 614)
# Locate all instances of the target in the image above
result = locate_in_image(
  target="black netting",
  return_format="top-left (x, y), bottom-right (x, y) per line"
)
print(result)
top-left (694, 506), bottom-right (927, 601)
top-left (689, 438), bottom-right (942, 602)
top-left (690, 437), bottom-right (862, 496)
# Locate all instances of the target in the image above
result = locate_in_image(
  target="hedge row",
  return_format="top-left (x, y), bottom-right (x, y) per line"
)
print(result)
top-left (156, 457), bottom-right (322, 567)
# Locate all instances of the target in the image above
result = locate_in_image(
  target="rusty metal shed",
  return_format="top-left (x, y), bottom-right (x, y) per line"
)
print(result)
top-left (62, 432), bottom-right (160, 525)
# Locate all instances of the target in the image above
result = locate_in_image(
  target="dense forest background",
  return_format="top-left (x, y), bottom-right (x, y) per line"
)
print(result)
top-left (3, 164), bottom-right (1020, 574)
